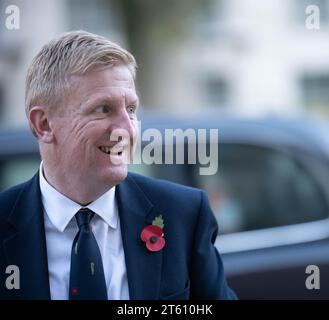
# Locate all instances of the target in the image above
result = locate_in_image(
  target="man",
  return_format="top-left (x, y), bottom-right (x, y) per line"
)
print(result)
top-left (0, 31), bottom-right (236, 300)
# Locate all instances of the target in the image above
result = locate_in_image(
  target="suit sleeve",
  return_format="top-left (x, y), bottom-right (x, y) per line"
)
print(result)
top-left (190, 190), bottom-right (237, 299)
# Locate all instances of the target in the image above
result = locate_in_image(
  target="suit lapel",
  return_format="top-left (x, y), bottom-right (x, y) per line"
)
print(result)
top-left (116, 174), bottom-right (163, 300)
top-left (3, 173), bottom-right (50, 299)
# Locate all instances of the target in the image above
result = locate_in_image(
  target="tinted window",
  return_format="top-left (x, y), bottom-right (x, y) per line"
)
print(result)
top-left (196, 144), bottom-right (329, 233)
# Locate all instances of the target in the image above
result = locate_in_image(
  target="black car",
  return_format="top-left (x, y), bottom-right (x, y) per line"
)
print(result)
top-left (1, 115), bottom-right (329, 299)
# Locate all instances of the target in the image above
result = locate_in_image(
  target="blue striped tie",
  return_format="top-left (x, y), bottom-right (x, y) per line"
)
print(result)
top-left (69, 208), bottom-right (108, 300)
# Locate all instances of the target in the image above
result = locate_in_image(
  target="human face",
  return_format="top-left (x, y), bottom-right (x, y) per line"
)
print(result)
top-left (47, 65), bottom-right (139, 199)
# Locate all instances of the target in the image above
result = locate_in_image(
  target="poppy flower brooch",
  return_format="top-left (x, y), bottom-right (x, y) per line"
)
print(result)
top-left (140, 215), bottom-right (165, 252)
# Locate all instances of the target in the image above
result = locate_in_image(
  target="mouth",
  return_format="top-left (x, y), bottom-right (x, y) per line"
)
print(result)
top-left (98, 146), bottom-right (123, 156)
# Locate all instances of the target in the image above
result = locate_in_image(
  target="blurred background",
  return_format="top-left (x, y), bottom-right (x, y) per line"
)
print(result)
top-left (1, 0), bottom-right (329, 124)
top-left (1, 0), bottom-right (329, 299)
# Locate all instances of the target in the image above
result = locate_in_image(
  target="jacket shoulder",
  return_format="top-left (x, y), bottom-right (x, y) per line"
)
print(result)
top-left (0, 180), bottom-right (30, 220)
top-left (126, 172), bottom-right (206, 219)
top-left (127, 172), bottom-right (202, 200)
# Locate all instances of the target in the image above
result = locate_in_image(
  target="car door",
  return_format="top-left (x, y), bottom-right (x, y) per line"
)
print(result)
top-left (212, 143), bottom-right (329, 299)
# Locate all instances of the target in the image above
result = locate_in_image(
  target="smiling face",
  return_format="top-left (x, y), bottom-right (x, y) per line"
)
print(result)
top-left (42, 65), bottom-right (139, 203)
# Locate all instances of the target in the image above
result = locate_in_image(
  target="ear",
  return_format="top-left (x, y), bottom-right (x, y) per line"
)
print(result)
top-left (28, 106), bottom-right (54, 143)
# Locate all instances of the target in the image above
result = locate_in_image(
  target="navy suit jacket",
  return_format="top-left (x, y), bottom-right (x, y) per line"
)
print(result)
top-left (0, 172), bottom-right (236, 300)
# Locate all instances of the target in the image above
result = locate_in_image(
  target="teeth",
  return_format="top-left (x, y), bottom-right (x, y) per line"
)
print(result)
top-left (100, 146), bottom-right (111, 154)
top-left (99, 146), bottom-right (123, 155)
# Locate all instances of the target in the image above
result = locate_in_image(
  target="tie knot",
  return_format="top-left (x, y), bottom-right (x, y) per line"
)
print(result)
top-left (75, 208), bottom-right (95, 229)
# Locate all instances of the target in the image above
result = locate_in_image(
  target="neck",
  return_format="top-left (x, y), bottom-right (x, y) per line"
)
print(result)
top-left (41, 164), bottom-right (113, 205)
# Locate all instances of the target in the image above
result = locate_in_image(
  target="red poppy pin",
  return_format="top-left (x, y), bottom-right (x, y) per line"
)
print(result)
top-left (141, 215), bottom-right (165, 252)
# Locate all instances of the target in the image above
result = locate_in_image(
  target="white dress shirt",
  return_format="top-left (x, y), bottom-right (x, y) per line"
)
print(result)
top-left (39, 163), bottom-right (130, 300)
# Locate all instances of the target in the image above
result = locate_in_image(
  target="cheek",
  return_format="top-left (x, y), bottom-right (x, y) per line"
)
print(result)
top-left (71, 121), bottom-right (102, 144)
top-left (56, 131), bottom-right (92, 159)
top-left (54, 125), bottom-right (73, 146)
top-left (131, 121), bottom-right (139, 140)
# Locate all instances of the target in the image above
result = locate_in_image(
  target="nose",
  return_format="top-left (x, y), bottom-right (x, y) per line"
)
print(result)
top-left (109, 107), bottom-right (137, 143)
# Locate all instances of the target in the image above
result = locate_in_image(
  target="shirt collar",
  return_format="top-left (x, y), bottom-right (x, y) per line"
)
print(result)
top-left (39, 162), bottom-right (118, 232)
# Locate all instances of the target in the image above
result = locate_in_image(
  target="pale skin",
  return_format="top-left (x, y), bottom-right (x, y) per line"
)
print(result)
top-left (29, 65), bottom-right (139, 205)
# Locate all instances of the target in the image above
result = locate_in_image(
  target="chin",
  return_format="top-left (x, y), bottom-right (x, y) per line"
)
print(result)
top-left (103, 165), bottom-right (128, 186)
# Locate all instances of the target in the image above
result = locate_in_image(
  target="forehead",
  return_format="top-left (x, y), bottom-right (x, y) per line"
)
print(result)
top-left (69, 66), bottom-right (138, 106)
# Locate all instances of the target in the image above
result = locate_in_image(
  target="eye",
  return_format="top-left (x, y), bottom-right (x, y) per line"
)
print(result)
top-left (126, 105), bottom-right (136, 115)
top-left (94, 105), bottom-right (110, 113)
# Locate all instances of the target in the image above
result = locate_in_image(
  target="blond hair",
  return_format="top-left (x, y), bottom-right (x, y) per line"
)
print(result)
top-left (25, 30), bottom-right (137, 118)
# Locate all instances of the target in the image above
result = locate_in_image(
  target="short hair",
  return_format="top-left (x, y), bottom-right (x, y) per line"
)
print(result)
top-left (25, 30), bottom-right (137, 118)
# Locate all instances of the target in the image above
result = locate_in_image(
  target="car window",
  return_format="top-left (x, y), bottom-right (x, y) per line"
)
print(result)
top-left (196, 144), bottom-right (329, 234)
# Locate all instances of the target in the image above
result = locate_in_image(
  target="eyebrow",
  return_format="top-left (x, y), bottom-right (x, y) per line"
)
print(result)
top-left (80, 93), bottom-right (140, 110)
